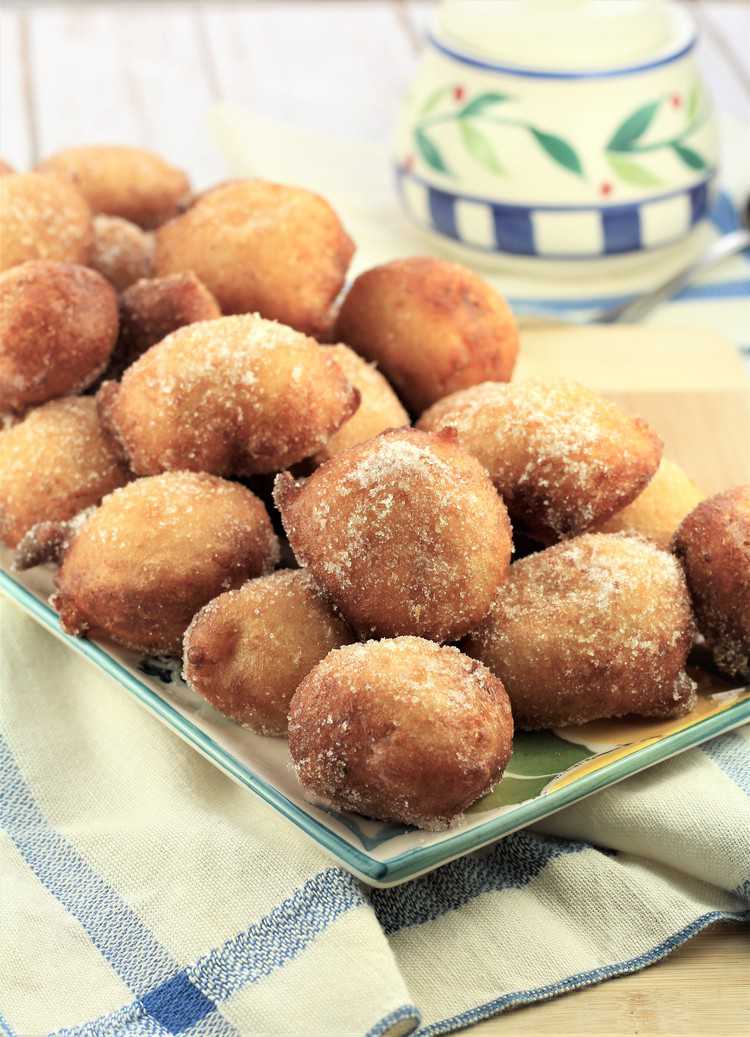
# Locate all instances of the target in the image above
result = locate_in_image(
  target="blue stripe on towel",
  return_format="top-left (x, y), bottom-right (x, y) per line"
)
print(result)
top-left (370, 831), bottom-right (587, 934)
top-left (701, 732), bottom-right (750, 798)
top-left (0, 734), bottom-right (236, 1037)
top-left (414, 908), bottom-right (750, 1036)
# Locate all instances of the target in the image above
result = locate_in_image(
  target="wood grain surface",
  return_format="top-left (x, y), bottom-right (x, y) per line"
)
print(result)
top-left (0, 4), bottom-right (747, 1034)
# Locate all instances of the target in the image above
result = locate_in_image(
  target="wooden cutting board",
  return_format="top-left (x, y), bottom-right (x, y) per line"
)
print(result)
top-left (517, 323), bottom-right (750, 491)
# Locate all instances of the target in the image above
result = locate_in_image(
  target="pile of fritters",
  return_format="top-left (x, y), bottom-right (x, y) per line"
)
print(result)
top-left (2, 145), bottom-right (747, 831)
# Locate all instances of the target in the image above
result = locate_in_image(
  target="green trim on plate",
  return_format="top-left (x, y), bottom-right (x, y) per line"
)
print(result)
top-left (3, 568), bottom-right (748, 886)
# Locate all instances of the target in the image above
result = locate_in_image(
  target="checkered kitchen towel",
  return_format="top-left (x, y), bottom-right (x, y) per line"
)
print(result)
top-left (3, 114), bottom-right (750, 1035)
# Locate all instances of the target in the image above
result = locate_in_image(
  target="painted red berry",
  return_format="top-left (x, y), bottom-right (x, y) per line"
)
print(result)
top-left (600, 181), bottom-right (613, 197)
top-left (671, 93), bottom-right (682, 108)
top-left (453, 85), bottom-right (466, 102)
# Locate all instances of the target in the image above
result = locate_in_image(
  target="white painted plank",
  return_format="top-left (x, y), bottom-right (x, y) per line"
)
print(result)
top-left (202, 1), bottom-right (417, 143)
top-left (0, 10), bottom-right (34, 169)
top-left (28, 4), bottom-right (224, 189)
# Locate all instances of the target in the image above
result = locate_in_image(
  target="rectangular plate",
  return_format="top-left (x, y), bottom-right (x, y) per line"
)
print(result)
top-left (3, 553), bottom-right (749, 887)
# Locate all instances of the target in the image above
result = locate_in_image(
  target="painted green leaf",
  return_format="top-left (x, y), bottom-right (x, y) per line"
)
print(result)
top-left (419, 85), bottom-right (452, 116)
top-left (530, 128), bottom-right (584, 177)
top-left (414, 127), bottom-right (451, 174)
top-left (673, 142), bottom-right (706, 170)
top-left (459, 120), bottom-right (505, 175)
top-left (606, 151), bottom-right (662, 186)
top-left (468, 732), bottom-right (593, 813)
top-left (458, 91), bottom-right (511, 118)
top-left (607, 99), bottom-right (661, 151)
top-left (686, 83), bottom-right (701, 122)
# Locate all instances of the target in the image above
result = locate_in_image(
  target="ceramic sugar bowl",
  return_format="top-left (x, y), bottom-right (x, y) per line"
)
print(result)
top-left (395, 0), bottom-right (719, 272)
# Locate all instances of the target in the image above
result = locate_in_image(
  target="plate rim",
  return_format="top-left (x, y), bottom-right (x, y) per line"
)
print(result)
top-left (3, 567), bottom-right (749, 887)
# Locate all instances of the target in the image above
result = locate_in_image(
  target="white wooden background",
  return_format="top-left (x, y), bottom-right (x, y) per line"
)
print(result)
top-left (1, 2), bottom-right (748, 191)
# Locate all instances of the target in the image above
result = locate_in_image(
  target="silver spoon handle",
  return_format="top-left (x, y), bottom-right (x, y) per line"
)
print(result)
top-left (597, 228), bottom-right (750, 324)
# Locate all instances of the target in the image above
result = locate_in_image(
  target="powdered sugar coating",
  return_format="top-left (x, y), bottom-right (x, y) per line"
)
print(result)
top-left (288, 636), bottom-right (514, 830)
top-left (673, 486), bottom-right (750, 678)
top-left (51, 471), bottom-right (280, 655)
top-left (419, 379), bottom-right (662, 542)
top-left (465, 532), bottom-right (696, 729)
top-left (0, 396), bottom-right (130, 547)
top-left (274, 427), bottom-right (513, 641)
top-left (97, 313), bottom-right (359, 476)
top-left (183, 569), bottom-right (354, 736)
top-left (0, 260), bottom-right (119, 411)
top-left (90, 215), bottom-right (154, 292)
top-left (0, 173), bottom-right (93, 274)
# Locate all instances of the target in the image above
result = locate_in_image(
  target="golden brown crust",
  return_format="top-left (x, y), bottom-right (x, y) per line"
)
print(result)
top-left (464, 532), bottom-right (696, 729)
top-left (419, 379), bottom-right (662, 542)
top-left (154, 179), bottom-right (354, 336)
top-left (0, 159), bottom-right (14, 176)
top-left (37, 146), bottom-right (190, 229)
top-left (274, 427), bottom-right (513, 642)
top-left (334, 257), bottom-right (519, 413)
top-left (673, 486), bottom-right (750, 678)
top-left (0, 397), bottom-right (130, 547)
top-left (50, 471), bottom-right (280, 655)
top-left (90, 215), bottom-right (155, 292)
top-left (312, 344), bottom-right (409, 464)
top-left (288, 637), bottom-right (514, 829)
top-left (183, 570), bottom-right (354, 735)
top-left (0, 172), bottom-right (93, 273)
top-left (0, 260), bottom-right (118, 411)
top-left (594, 457), bottom-right (703, 550)
top-left (98, 314), bottom-right (359, 476)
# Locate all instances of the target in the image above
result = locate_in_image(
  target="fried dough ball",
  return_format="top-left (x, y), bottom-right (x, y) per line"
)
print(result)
top-left (0, 172), bottom-right (93, 273)
top-left (97, 314), bottom-right (359, 476)
top-left (594, 458), bottom-right (703, 550)
top-left (154, 179), bottom-right (354, 336)
top-left (0, 159), bottom-right (14, 176)
top-left (673, 486), bottom-right (750, 678)
top-left (90, 215), bottom-right (154, 292)
top-left (334, 257), bottom-right (518, 413)
top-left (19, 471), bottom-right (280, 655)
top-left (465, 533), bottom-right (696, 729)
top-left (0, 261), bottom-right (118, 412)
top-left (312, 344), bottom-right (409, 463)
top-left (0, 397), bottom-right (129, 548)
top-left (288, 637), bottom-right (514, 829)
top-left (37, 145), bottom-right (190, 229)
top-left (419, 379), bottom-right (661, 542)
top-left (115, 272), bottom-right (221, 371)
top-left (274, 427), bottom-right (512, 641)
top-left (183, 570), bottom-right (354, 735)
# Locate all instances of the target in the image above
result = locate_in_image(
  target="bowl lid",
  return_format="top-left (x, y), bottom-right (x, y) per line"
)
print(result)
top-left (436, 0), bottom-right (688, 73)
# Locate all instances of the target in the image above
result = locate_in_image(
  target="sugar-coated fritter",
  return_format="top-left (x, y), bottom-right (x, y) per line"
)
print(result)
top-left (465, 533), bottom-right (696, 729)
top-left (115, 272), bottom-right (221, 371)
top-left (37, 145), bottom-right (190, 229)
top-left (419, 379), bottom-right (661, 542)
top-left (90, 215), bottom-right (154, 292)
top-left (334, 257), bottom-right (518, 413)
top-left (288, 637), bottom-right (514, 829)
top-left (18, 472), bottom-right (280, 655)
top-left (274, 427), bottom-right (512, 641)
top-left (313, 344), bottom-right (409, 463)
top-left (673, 486), bottom-right (750, 678)
top-left (154, 179), bottom-right (354, 336)
top-left (0, 260), bottom-right (118, 412)
top-left (97, 314), bottom-right (359, 476)
top-left (0, 397), bottom-right (129, 548)
top-left (183, 570), bottom-right (354, 735)
top-left (0, 172), bottom-right (93, 273)
top-left (595, 458), bottom-right (703, 550)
